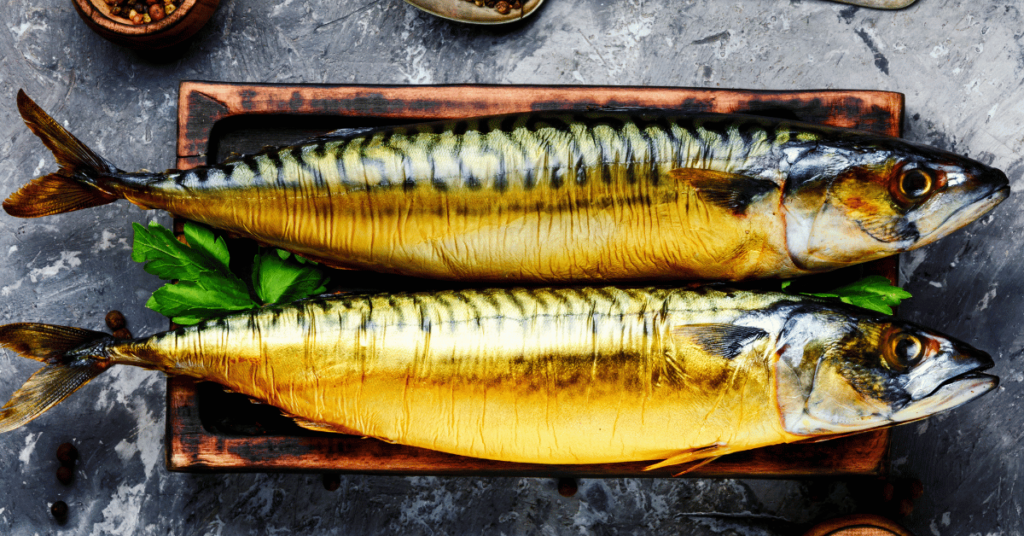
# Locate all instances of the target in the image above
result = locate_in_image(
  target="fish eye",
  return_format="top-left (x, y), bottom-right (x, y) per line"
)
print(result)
top-left (884, 332), bottom-right (924, 372)
top-left (897, 168), bottom-right (934, 201)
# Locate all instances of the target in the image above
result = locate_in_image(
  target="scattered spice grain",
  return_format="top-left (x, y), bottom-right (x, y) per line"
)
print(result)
top-left (56, 465), bottom-right (74, 486)
top-left (557, 478), bottom-right (577, 497)
top-left (51, 501), bottom-right (68, 524)
top-left (56, 443), bottom-right (79, 466)
top-left (105, 311), bottom-right (126, 331)
top-left (322, 473), bottom-right (341, 491)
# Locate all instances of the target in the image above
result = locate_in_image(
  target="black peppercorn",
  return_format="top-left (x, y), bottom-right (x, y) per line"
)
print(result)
top-left (105, 310), bottom-right (126, 331)
top-left (51, 501), bottom-right (68, 524)
top-left (557, 477), bottom-right (577, 497)
top-left (322, 473), bottom-right (341, 491)
top-left (56, 465), bottom-right (73, 485)
top-left (56, 442), bottom-right (78, 466)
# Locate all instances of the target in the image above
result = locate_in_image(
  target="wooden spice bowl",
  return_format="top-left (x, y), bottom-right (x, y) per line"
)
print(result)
top-left (72, 0), bottom-right (219, 49)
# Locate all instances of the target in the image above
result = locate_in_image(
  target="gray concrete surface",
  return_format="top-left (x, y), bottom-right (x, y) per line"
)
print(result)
top-left (1, 0), bottom-right (1022, 534)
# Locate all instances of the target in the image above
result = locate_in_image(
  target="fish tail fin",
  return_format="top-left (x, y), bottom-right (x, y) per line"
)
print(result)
top-left (3, 90), bottom-right (122, 218)
top-left (0, 323), bottom-right (112, 434)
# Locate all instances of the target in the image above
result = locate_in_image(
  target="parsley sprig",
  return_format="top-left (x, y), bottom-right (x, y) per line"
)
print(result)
top-left (132, 221), bottom-right (330, 325)
top-left (782, 275), bottom-right (912, 315)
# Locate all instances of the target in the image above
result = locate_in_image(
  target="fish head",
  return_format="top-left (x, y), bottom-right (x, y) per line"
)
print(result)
top-left (774, 305), bottom-right (996, 437)
top-left (781, 135), bottom-right (1009, 271)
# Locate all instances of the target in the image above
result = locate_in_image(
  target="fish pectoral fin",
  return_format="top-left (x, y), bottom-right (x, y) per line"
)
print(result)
top-left (789, 430), bottom-right (871, 444)
top-left (126, 199), bottom-right (157, 210)
top-left (667, 168), bottom-right (778, 214)
top-left (671, 456), bottom-right (723, 477)
top-left (670, 324), bottom-right (768, 360)
top-left (294, 252), bottom-right (357, 270)
top-left (289, 416), bottom-right (363, 435)
top-left (644, 443), bottom-right (728, 471)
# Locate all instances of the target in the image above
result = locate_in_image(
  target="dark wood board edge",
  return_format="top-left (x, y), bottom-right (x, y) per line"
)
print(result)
top-left (168, 82), bottom-right (900, 475)
top-left (168, 376), bottom-right (890, 477)
top-left (176, 81), bottom-right (904, 160)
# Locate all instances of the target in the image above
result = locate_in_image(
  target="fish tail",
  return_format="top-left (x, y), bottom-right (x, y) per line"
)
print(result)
top-left (3, 90), bottom-right (122, 218)
top-left (0, 323), bottom-right (113, 433)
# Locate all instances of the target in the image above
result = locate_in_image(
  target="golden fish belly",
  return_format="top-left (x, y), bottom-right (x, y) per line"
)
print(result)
top-left (122, 287), bottom-right (796, 464)
top-left (132, 170), bottom-right (795, 282)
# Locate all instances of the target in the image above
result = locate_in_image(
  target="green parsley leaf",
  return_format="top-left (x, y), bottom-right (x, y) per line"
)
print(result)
top-left (182, 221), bottom-right (231, 271)
top-left (252, 248), bottom-right (329, 305)
top-left (133, 221), bottom-right (256, 322)
top-left (133, 221), bottom-right (331, 324)
top-left (133, 222), bottom-right (212, 280)
top-left (146, 279), bottom-right (257, 324)
top-left (782, 275), bottom-right (912, 315)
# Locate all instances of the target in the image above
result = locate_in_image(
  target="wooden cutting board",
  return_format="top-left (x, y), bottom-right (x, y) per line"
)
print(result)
top-left (167, 82), bottom-right (901, 476)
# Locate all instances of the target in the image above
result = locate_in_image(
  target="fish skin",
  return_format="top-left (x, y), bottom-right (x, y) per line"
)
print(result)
top-left (5, 91), bottom-right (1010, 282)
top-left (0, 287), bottom-right (997, 467)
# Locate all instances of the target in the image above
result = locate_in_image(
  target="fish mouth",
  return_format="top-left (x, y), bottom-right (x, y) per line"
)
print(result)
top-left (915, 181), bottom-right (1010, 248)
top-left (890, 370), bottom-right (998, 423)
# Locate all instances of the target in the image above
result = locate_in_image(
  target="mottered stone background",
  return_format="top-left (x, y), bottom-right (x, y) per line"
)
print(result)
top-left (0, 0), bottom-right (1022, 534)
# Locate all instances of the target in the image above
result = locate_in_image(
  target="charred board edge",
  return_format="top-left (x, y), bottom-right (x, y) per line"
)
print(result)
top-left (167, 82), bottom-right (901, 475)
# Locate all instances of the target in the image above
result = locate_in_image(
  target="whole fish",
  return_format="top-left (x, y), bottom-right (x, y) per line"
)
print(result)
top-left (0, 287), bottom-right (995, 468)
top-left (5, 91), bottom-right (1008, 282)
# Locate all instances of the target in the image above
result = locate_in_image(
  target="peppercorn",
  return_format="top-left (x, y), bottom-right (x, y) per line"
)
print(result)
top-left (897, 498), bottom-right (914, 517)
top-left (148, 4), bottom-right (165, 21)
top-left (881, 481), bottom-right (895, 502)
top-left (907, 478), bottom-right (924, 500)
top-left (112, 328), bottom-right (132, 340)
top-left (56, 443), bottom-right (78, 466)
top-left (557, 478), bottom-right (577, 497)
top-left (56, 465), bottom-right (74, 486)
top-left (105, 310), bottom-right (126, 331)
top-left (51, 501), bottom-right (68, 524)
top-left (496, 1), bottom-right (510, 14)
top-left (322, 473), bottom-right (341, 491)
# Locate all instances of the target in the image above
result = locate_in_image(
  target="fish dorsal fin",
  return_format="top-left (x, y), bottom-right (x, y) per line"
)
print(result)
top-left (668, 168), bottom-right (779, 214)
top-left (670, 324), bottom-right (768, 360)
top-left (221, 152), bottom-right (244, 164)
top-left (319, 126), bottom-right (388, 141)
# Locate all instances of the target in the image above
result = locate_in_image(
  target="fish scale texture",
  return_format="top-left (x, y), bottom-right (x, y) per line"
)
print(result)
top-left (1, 0), bottom-right (1023, 535)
